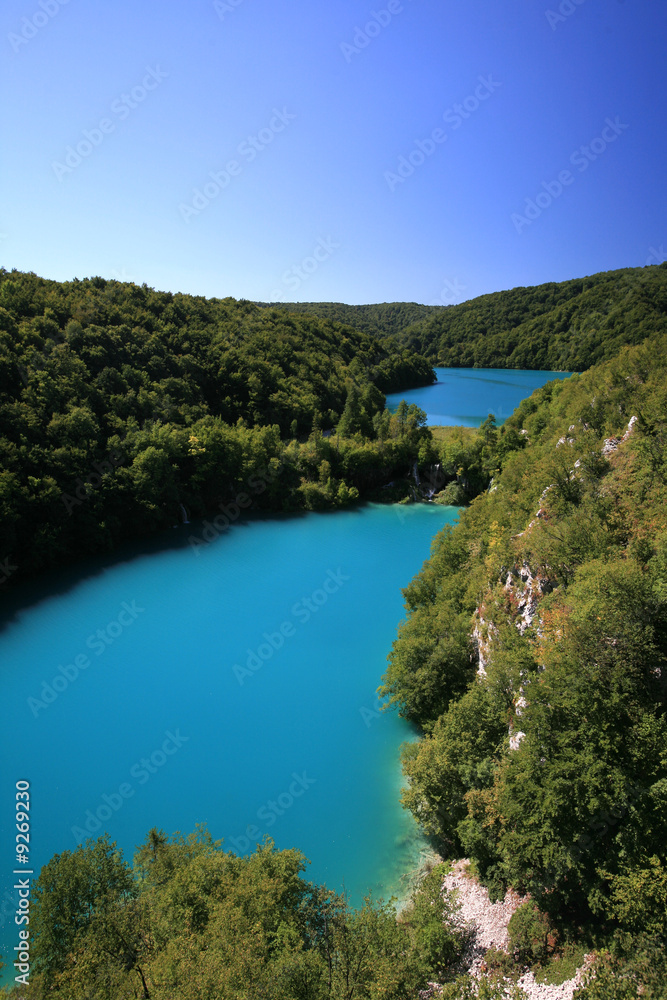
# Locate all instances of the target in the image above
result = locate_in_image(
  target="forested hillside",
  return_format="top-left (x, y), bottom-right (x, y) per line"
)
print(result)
top-left (258, 265), bottom-right (667, 374)
top-left (398, 263), bottom-right (667, 370)
top-left (0, 269), bottom-right (434, 585)
top-left (256, 300), bottom-right (446, 340)
top-left (381, 331), bottom-right (667, 996)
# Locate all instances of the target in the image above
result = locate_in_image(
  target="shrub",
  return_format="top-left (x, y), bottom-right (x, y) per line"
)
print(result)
top-left (508, 900), bottom-right (555, 966)
top-left (436, 481), bottom-right (467, 505)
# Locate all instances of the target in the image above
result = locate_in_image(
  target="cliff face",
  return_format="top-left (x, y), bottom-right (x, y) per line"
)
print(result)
top-left (472, 559), bottom-right (554, 677)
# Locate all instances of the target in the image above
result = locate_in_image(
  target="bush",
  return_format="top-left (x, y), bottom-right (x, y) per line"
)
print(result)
top-left (436, 481), bottom-right (467, 505)
top-left (508, 900), bottom-right (555, 966)
top-left (574, 952), bottom-right (643, 999)
top-left (399, 863), bottom-right (467, 978)
top-left (483, 945), bottom-right (519, 980)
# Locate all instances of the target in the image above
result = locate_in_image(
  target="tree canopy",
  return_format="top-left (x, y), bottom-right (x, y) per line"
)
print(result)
top-left (14, 828), bottom-right (474, 1000)
top-left (394, 263), bottom-right (667, 371)
top-left (0, 269), bottom-right (435, 586)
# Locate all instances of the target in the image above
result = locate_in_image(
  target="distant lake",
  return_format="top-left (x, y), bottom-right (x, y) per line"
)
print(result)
top-left (0, 502), bottom-right (457, 977)
top-left (385, 367), bottom-right (572, 426)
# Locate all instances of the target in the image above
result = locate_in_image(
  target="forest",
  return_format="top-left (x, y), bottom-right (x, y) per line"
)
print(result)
top-left (3, 827), bottom-right (505, 999)
top-left (398, 263), bottom-right (667, 370)
top-left (270, 264), bottom-right (667, 372)
top-left (381, 330), bottom-right (667, 997)
top-left (256, 300), bottom-right (446, 341)
top-left (0, 269), bottom-right (436, 586)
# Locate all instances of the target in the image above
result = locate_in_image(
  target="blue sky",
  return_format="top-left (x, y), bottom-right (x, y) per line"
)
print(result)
top-left (1, 0), bottom-right (665, 305)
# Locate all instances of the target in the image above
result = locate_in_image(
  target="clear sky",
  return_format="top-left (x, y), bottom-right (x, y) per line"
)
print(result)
top-left (2, 0), bottom-right (665, 305)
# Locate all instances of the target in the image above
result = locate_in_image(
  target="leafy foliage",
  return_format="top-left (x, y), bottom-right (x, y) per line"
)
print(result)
top-left (397, 263), bottom-right (667, 370)
top-left (13, 830), bottom-right (468, 999)
top-left (507, 901), bottom-right (555, 966)
top-left (0, 269), bottom-right (435, 585)
top-left (385, 332), bottom-right (667, 990)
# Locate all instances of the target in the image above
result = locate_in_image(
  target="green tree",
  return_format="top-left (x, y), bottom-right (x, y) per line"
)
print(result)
top-left (31, 835), bottom-right (137, 983)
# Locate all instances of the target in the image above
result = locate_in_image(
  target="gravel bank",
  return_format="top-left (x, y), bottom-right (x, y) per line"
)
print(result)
top-left (429, 859), bottom-right (592, 1000)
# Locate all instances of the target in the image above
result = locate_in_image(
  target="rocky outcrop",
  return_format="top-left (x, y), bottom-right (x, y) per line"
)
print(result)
top-left (418, 861), bottom-right (592, 999)
top-left (472, 611), bottom-right (497, 677)
top-left (472, 560), bottom-right (553, 678)
top-left (509, 730), bottom-right (526, 751)
top-left (472, 559), bottom-right (555, 751)
top-left (474, 416), bottom-right (638, 732)
top-left (514, 486), bottom-right (552, 539)
top-left (504, 561), bottom-right (554, 635)
top-left (623, 414), bottom-right (639, 439)
top-left (602, 414), bottom-right (638, 456)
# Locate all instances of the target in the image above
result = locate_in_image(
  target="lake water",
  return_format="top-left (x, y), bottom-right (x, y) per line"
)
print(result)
top-left (386, 367), bottom-right (572, 426)
top-left (0, 502), bottom-right (457, 973)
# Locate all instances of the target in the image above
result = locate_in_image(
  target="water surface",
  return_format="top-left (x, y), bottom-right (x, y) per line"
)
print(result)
top-left (386, 366), bottom-right (572, 426)
top-left (0, 502), bottom-right (457, 971)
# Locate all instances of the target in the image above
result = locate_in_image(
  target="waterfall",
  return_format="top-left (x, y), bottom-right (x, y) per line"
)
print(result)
top-left (432, 463), bottom-right (442, 498)
top-left (179, 504), bottom-right (189, 525)
top-left (412, 461), bottom-right (421, 486)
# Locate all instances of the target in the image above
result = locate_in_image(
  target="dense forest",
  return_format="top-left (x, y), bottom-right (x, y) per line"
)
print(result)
top-left (256, 300), bottom-right (446, 341)
top-left (381, 331), bottom-right (667, 996)
top-left (398, 263), bottom-right (667, 370)
top-left (268, 264), bottom-right (667, 372)
top-left (0, 269), bottom-right (436, 586)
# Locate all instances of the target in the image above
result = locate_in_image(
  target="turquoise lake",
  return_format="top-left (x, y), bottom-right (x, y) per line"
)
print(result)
top-left (386, 366), bottom-right (572, 426)
top-left (0, 502), bottom-right (457, 970)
